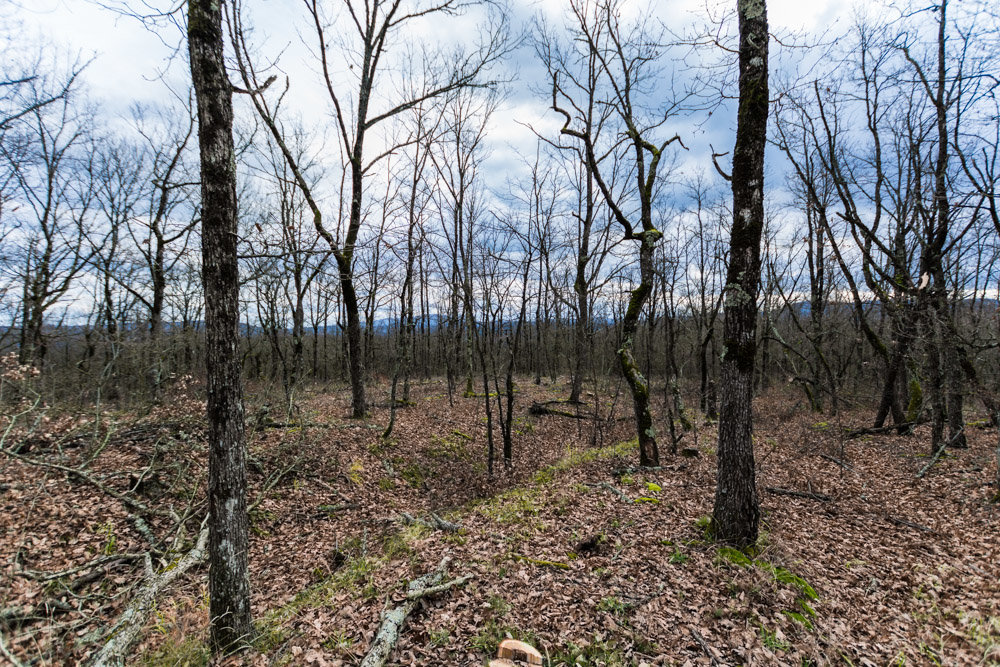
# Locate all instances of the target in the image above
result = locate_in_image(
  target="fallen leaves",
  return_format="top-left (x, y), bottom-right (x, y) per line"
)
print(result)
top-left (3, 381), bottom-right (1000, 665)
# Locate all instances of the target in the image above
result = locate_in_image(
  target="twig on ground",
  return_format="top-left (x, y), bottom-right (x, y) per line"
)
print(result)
top-left (584, 482), bottom-right (630, 503)
top-left (764, 487), bottom-right (832, 502)
top-left (250, 458), bottom-right (301, 512)
top-left (820, 453), bottom-right (853, 471)
top-left (398, 511), bottom-right (462, 533)
top-left (916, 428), bottom-right (964, 479)
top-left (688, 626), bottom-right (720, 665)
top-left (886, 516), bottom-right (937, 535)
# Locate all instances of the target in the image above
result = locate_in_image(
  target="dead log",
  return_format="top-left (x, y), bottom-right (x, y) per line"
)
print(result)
top-left (764, 486), bottom-right (832, 502)
top-left (89, 522), bottom-right (209, 667)
top-left (359, 558), bottom-right (472, 667)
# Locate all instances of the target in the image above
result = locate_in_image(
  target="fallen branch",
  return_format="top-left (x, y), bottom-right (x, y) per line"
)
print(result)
top-left (764, 487), bottom-right (832, 502)
top-left (1, 449), bottom-right (171, 518)
top-left (359, 558), bottom-right (471, 667)
top-left (886, 516), bottom-right (937, 535)
top-left (916, 428), bottom-right (964, 479)
top-left (257, 421), bottom-right (334, 429)
top-left (820, 454), bottom-right (853, 471)
top-left (687, 626), bottom-right (720, 666)
top-left (16, 553), bottom-right (145, 583)
top-left (398, 512), bottom-right (462, 533)
top-left (584, 482), bottom-right (630, 503)
top-left (529, 401), bottom-right (595, 420)
top-left (89, 521), bottom-right (209, 667)
top-left (0, 598), bottom-right (75, 625)
top-left (0, 629), bottom-right (24, 667)
top-left (249, 458), bottom-right (301, 512)
top-left (845, 419), bottom-right (924, 438)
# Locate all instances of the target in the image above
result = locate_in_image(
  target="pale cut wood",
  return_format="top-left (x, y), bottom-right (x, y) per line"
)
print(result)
top-left (494, 638), bottom-right (543, 665)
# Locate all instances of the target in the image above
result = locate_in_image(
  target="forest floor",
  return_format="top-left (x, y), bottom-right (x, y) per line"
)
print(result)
top-left (2, 376), bottom-right (1000, 666)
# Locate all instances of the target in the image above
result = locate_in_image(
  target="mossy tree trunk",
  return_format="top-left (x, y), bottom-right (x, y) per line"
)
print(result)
top-left (712, 0), bottom-right (768, 549)
top-left (620, 233), bottom-right (660, 467)
top-left (548, 1), bottom-right (685, 468)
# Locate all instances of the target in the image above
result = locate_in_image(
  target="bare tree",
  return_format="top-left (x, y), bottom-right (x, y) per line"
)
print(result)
top-left (548, 0), bottom-right (686, 467)
top-left (1, 83), bottom-right (96, 366)
top-left (229, 0), bottom-right (508, 418)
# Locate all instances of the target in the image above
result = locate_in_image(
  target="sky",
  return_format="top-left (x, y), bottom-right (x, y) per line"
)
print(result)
top-left (17, 0), bottom-right (851, 196)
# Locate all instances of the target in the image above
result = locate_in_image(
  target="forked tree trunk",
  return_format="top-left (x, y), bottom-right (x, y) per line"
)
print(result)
top-left (187, 0), bottom-right (253, 653)
top-left (712, 0), bottom-right (768, 549)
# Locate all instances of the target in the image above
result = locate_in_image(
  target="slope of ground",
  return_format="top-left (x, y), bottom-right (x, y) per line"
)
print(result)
top-left (1, 378), bottom-right (998, 665)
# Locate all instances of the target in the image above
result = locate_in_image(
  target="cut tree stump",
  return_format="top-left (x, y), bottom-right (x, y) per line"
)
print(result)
top-left (489, 638), bottom-right (543, 666)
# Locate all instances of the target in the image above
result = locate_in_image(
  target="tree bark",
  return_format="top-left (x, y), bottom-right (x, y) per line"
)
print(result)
top-left (620, 237), bottom-right (659, 467)
top-left (187, 0), bottom-right (253, 653)
top-left (712, 0), bottom-right (768, 549)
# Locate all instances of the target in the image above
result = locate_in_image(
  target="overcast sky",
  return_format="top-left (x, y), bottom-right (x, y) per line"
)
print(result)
top-left (16, 0), bottom-right (852, 214)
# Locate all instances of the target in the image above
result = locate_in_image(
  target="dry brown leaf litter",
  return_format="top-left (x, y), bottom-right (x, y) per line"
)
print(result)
top-left (1, 381), bottom-right (998, 665)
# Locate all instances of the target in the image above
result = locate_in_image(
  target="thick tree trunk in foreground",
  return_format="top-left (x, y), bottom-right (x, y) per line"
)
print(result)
top-left (188, 0), bottom-right (253, 653)
top-left (712, 0), bottom-right (768, 549)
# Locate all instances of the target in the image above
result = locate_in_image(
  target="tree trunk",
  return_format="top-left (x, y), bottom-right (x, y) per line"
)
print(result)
top-left (620, 238), bottom-right (659, 467)
top-left (187, 0), bottom-right (253, 653)
top-left (712, 0), bottom-right (768, 549)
